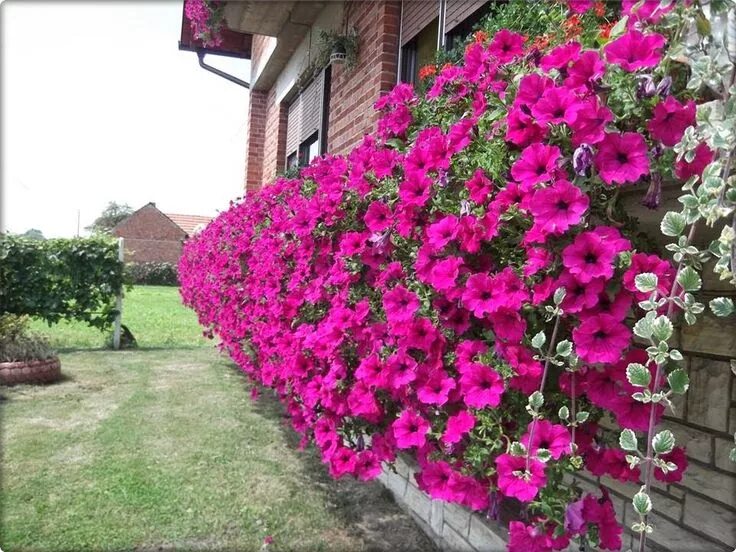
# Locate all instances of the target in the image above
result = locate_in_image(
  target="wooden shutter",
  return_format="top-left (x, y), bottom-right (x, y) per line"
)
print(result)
top-left (401, 0), bottom-right (440, 46)
top-left (286, 71), bottom-right (324, 156)
top-left (444, 0), bottom-right (488, 34)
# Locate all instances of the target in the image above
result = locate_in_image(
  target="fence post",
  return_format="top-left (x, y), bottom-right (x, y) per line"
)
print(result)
top-left (113, 237), bottom-right (124, 350)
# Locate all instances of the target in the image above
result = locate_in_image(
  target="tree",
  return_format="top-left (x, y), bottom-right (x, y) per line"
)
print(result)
top-left (86, 202), bottom-right (133, 234)
top-left (21, 229), bottom-right (45, 240)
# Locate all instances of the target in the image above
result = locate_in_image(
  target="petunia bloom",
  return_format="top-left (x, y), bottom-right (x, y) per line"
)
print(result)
top-left (392, 409), bottom-right (430, 449)
top-left (648, 96), bottom-right (696, 146)
top-left (529, 180), bottom-right (589, 234)
top-left (604, 30), bottom-right (666, 71)
top-left (510, 143), bottom-right (561, 188)
top-left (573, 314), bottom-right (631, 364)
top-left (496, 453), bottom-right (547, 502)
top-left (594, 132), bottom-right (649, 186)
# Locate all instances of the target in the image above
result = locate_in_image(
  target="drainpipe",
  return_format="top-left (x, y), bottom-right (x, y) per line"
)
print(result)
top-left (197, 51), bottom-right (250, 89)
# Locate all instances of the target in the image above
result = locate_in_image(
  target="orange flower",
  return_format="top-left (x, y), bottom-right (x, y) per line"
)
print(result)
top-left (563, 15), bottom-right (583, 38)
top-left (419, 65), bottom-right (437, 80)
top-left (594, 0), bottom-right (606, 17)
top-left (531, 34), bottom-right (551, 51)
top-left (599, 22), bottom-right (614, 39)
top-left (473, 30), bottom-right (489, 44)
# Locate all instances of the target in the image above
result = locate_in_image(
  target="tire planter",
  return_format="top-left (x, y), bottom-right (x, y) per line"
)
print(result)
top-left (0, 357), bottom-right (61, 385)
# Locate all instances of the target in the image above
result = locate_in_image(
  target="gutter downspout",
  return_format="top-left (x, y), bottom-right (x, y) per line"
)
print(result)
top-left (197, 52), bottom-right (250, 88)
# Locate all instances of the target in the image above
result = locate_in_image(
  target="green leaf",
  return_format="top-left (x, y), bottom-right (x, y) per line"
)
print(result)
top-left (633, 490), bottom-right (653, 515)
top-left (652, 430), bottom-right (676, 455)
top-left (651, 316), bottom-right (674, 342)
top-left (634, 273), bottom-right (659, 293)
top-left (553, 287), bottom-right (566, 306)
top-left (536, 448), bottom-right (552, 463)
top-left (661, 211), bottom-right (687, 237)
top-left (710, 297), bottom-right (734, 317)
top-left (677, 266), bottom-right (702, 292)
top-left (667, 369), bottom-right (689, 394)
top-left (575, 411), bottom-right (589, 423)
top-left (634, 312), bottom-right (656, 339)
top-left (531, 331), bottom-right (546, 350)
top-left (510, 441), bottom-right (526, 456)
top-left (609, 15), bottom-right (629, 39)
top-left (556, 340), bottom-right (572, 358)
top-left (529, 391), bottom-right (544, 410)
top-left (619, 429), bottom-right (638, 452)
top-left (626, 363), bottom-right (651, 387)
top-left (558, 405), bottom-right (570, 420)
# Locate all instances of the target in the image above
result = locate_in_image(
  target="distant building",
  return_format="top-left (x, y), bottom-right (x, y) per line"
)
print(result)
top-left (112, 202), bottom-right (211, 264)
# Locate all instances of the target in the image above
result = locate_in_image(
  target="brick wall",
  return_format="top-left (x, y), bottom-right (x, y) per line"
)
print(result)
top-left (261, 86), bottom-right (288, 183)
top-left (112, 204), bottom-right (186, 264)
top-left (244, 89), bottom-right (267, 194)
top-left (328, 0), bottom-right (401, 156)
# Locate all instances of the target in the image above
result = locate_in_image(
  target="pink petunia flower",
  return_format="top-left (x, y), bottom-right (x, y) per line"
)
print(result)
top-left (594, 132), bottom-right (650, 185)
top-left (496, 453), bottom-right (547, 502)
top-left (654, 446), bottom-right (688, 483)
top-left (531, 86), bottom-right (583, 125)
top-left (573, 314), bottom-right (631, 364)
top-left (442, 410), bottom-right (476, 445)
top-left (488, 29), bottom-right (525, 63)
top-left (505, 108), bottom-right (549, 147)
top-left (562, 230), bottom-right (620, 283)
top-left (465, 168), bottom-right (494, 203)
top-left (392, 409), bottom-right (430, 449)
top-left (364, 201), bottom-right (392, 232)
top-left (462, 273), bottom-right (498, 317)
top-left (529, 180), bottom-right (589, 234)
top-left (520, 419), bottom-right (572, 460)
top-left (604, 30), bottom-right (666, 71)
top-left (383, 285), bottom-right (420, 325)
top-left (510, 143), bottom-right (561, 188)
top-left (648, 96), bottom-right (696, 146)
top-left (565, 50), bottom-right (606, 90)
top-left (540, 42), bottom-right (581, 72)
top-left (508, 521), bottom-right (553, 552)
top-left (426, 215), bottom-right (460, 251)
top-left (675, 142), bottom-right (714, 181)
top-left (569, 99), bottom-right (613, 146)
top-left (460, 363), bottom-right (504, 408)
top-left (417, 370), bottom-right (456, 406)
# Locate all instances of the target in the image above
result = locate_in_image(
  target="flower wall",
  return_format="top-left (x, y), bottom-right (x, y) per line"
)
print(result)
top-left (180, 2), bottom-right (735, 550)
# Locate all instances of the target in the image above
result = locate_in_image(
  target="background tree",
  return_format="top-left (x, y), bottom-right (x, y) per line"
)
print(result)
top-left (21, 229), bottom-right (45, 240)
top-left (86, 201), bottom-right (133, 235)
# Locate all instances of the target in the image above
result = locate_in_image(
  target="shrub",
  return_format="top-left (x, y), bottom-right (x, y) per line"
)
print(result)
top-left (0, 235), bottom-right (125, 330)
top-left (125, 262), bottom-right (179, 286)
top-left (180, 2), bottom-right (736, 551)
top-left (0, 315), bottom-right (55, 363)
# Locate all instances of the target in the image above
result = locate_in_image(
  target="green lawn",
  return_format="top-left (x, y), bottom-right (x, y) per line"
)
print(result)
top-left (2, 286), bottom-right (433, 551)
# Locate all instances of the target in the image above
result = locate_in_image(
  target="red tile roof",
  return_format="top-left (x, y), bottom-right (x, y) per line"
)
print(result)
top-left (165, 213), bottom-right (212, 236)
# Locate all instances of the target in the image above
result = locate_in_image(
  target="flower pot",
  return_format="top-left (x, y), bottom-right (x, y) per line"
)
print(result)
top-left (0, 356), bottom-right (61, 385)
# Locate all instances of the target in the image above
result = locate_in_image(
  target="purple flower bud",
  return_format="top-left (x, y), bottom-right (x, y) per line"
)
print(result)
top-left (636, 75), bottom-right (656, 99)
top-left (573, 144), bottom-right (594, 176)
top-left (642, 173), bottom-right (662, 210)
top-left (438, 170), bottom-right (449, 187)
top-left (369, 230), bottom-right (390, 251)
top-left (460, 200), bottom-right (471, 216)
top-left (656, 76), bottom-right (673, 98)
top-left (651, 143), bottom-right (664, 159)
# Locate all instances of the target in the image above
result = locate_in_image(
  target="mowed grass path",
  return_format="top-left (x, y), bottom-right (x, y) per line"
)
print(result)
top-left (2, 286), bottom-right (434, 551)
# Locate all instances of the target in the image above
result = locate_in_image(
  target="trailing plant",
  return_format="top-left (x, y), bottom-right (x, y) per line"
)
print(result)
top-left (0, 235), bottom-right (125, 331)
top-left (180, 1), bottom-right (735, 550)
top-left (184, 0), bottom-right (225, 48)
top-left (295, 28), bottom-right (360, 90)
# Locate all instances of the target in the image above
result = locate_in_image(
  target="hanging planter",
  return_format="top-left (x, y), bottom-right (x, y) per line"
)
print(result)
top-left (319, 29), bottom-right (359, 69)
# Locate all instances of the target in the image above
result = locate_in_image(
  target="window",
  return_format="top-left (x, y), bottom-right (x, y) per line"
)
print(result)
top-left (285, 67), bottom-right (331, 168)
top-left (444, 1), bottom-right (489, 51)
top-left (400, 18), bottom-right (439, 85)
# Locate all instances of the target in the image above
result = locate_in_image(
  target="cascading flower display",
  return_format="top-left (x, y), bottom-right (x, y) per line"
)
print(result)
top-left (179, 2), bottom-right (710, 550)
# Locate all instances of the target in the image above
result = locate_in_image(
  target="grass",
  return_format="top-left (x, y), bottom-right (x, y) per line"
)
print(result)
top-left (28, 285), bottom-right (209, 350)
top-left (2, 286), bottom-right (434, 551)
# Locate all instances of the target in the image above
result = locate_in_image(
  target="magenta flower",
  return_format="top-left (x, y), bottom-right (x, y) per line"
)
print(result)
top-left (647, 96), bottom-right (696, 146)
top-left (354, 450), bottom-right (383, 481)
top-left (604, 30), bottom-right (666, 71)
top-left (392, 409), bottom-right (430, 449)
top-left (540, 41), bottom-right (581, 72)
top-left (529, 180), bottom-right (589, 234)
top-left (488, 29), bottom-right (525, 63)
top-left (569, 99), bottom-right (613, 146)
top-left (514, 74), bottom-right (554, 109)
top-left (427, 256), bottom-right (463, 292)
top-left (417, 370), bottom-right (456, 406)
top-left (594, 131), bottom-right (650, 186)
top-left (508, 521), bottom-right (553, 552)
top-left (462, 273), bottom-right (498, 317)
top-left (505, 108), bottom-right (548, 147)
top-left (565, 50), bottom-right (605, 90)
top-left (496, 453), bottom-right (546, 502)
top-left (520, 420), bottom-right (572, 460)
top-left (531, 86), bottom-right (583, 125)
top-left (562, 230), bottom-right (620, 283)
top-left (675, 142), bottom-right (714, 180)
top-left (465, 168), bottom-right (494, 203)
top-left (426, 215), bottom-right (460, 252)
top-left (383, 285), bottom-right (419, 325)
top-left (510, 143), bottom-right (561, 188)
top-left (364, 201), bottom-right (392, 232)
top-left (460, 363), bottom-right (504, 408)
top-left (442, 410), bottom-right (476, 445)
top-left (573, 314), bottom-right (631, 364)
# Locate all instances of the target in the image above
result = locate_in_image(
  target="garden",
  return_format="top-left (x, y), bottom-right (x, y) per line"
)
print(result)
top-left (180, 1), bottom-right (736, 551)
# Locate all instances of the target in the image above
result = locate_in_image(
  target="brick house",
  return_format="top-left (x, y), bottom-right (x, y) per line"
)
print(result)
top-left (112, 202), bottom-right (211, 264)
top-left (179, 3), bottom-right (736, 550)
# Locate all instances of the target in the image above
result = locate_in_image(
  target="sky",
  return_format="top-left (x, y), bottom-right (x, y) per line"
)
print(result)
top-left (1, 1), bottom-right (251, 238)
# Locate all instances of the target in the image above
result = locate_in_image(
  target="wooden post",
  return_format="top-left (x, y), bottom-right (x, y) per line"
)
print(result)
top-left (113, 237), bottom-right (124, 350)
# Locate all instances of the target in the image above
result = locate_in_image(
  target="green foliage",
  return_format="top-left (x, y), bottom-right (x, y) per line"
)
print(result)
top-left (126, 262), bottom-right (178, 286)
top-left (0, 235), bottom-right (125, 330)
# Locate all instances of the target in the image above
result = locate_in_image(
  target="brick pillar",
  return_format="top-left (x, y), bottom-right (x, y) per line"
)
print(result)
top-left (244, 89), bottom-right (267, 194)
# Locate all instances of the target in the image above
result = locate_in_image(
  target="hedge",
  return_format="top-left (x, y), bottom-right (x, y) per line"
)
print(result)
top-left (0, 235), bottom-right (124, 330)
top-left (125, 262), bottom-right (178, 286)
